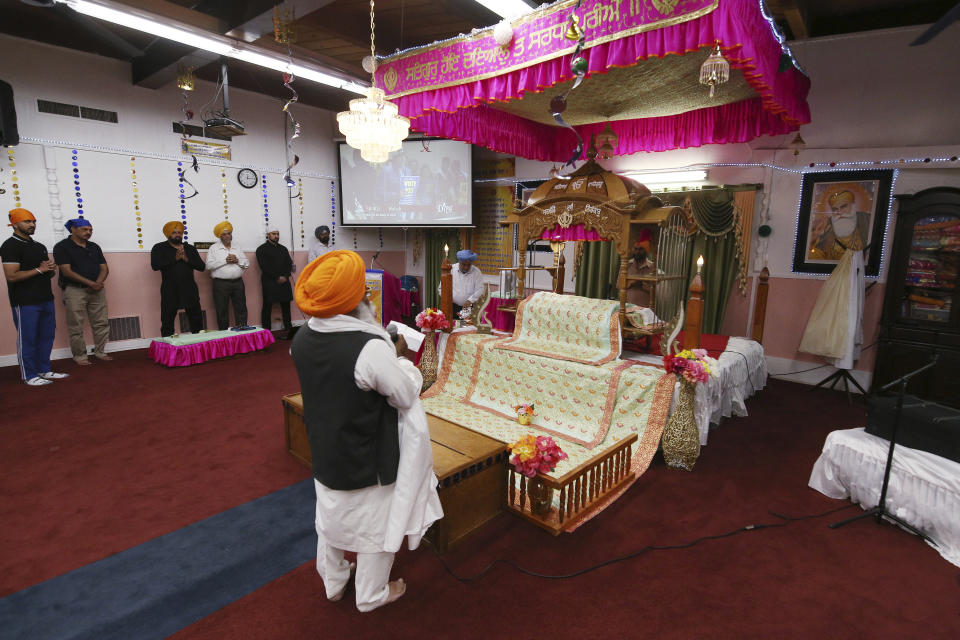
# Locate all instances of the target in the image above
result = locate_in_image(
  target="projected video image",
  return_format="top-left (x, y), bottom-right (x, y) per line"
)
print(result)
top-left (339, 140), bottom-right (472, 226)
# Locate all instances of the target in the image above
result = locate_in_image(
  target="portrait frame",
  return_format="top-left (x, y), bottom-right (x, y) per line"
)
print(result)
top-left (791, 169), bottom-right (894, 277)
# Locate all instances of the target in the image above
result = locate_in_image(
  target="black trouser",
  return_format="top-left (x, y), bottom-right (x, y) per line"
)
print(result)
top-left (452, 303), bottom-right (463, 317)
top-left (160, 299), bottom-right (203, 337)
top-left (212, 278), bottom-right (247, 330)
top-left (261, 299), bottom-right (291, 331)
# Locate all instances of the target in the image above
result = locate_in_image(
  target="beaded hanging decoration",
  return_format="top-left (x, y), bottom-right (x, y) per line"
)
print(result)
top-left (221, 168), bottom-right (229, 220)
top-left (378, 227), bottom-right (383, 249)
top-left (261, 174), bottom-right (270, 230)
top-left (353, 228), bottom-right (358, 249)
top-left (130, 157), bottom-right (142, 248)
top-left (71, 149), bottom-right (83, 217)
top-left (297, 177), bottom-right (305, 248)
top-left (330, 180), bottom-right (336, 246)
top-left (7, 148), bottom-right (20, 207)
top-left (177, 161), bottom-right (189, 240)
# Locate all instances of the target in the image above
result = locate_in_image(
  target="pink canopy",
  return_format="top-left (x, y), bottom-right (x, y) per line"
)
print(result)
top-left (376, 0), bottom-right (809, 160)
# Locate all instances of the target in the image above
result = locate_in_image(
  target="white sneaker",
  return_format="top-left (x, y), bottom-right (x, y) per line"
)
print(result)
top-left (26, 376), bottom-right (53, 386)
top-left (39, 372), bottom-right (70, 380)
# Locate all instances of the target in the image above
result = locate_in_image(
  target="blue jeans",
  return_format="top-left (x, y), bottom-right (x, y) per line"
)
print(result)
top-left (11, 299), bottom-right (56, 380)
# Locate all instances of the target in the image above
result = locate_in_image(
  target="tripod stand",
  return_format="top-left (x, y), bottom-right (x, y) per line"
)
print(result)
top-left (829, 355), bottom-right (939, 543)
top-left (813, 368), bottom-right (866, 403)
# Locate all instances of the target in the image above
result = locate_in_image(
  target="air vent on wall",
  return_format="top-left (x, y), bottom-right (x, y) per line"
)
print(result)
top-left (108, 316), bottom-right (142, 341)
top-left (37, 99), bottom-right (80, 117)
top-left (37, 99), bottom-right (117, 123)
top-left (172, 122), bottom-right (232, 141)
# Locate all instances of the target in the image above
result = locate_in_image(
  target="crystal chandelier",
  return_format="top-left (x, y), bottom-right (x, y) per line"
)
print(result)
top-left (337, 0), bottom-right (409, 164)
top-left (699, 43), bottom-right (730, 98)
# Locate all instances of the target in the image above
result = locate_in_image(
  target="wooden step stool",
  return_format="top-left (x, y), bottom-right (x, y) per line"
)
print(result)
top-left (283, 393), bottom-right (507, 552)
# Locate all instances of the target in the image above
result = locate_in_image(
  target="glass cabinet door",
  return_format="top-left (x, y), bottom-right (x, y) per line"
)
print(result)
top-left (901, 214), bottom-right (959, 324)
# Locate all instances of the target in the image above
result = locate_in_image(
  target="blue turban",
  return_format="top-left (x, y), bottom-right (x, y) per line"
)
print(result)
top-left (456, 249), bottom-right (478, 262)
top-left (64, 218), bottom-right (92, 231)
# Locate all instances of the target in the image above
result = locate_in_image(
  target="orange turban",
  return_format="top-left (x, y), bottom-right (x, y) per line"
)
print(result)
top-left (828, 190), bottom-right (855, 208)
top-left (163, 221), bottom-right (185, 237)
top-left (8, 208), bottom-right (36, 226)
top-left (295, 250), bottom-right (366, 318)
top-left (213, 220), bottom-right (233, 237)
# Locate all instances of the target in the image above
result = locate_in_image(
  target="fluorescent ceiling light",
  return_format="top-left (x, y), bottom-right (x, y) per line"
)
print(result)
top-left (56, 0), bottom-right (367, 94)
top-left (619, 170), bottom-right (709, 183)
top-left (472, 0), bottom-right (534, 20)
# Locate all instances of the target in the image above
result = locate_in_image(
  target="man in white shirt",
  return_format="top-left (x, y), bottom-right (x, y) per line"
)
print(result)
top-left (439, 249), bottom-right (485, 316)
top-left (291, 249), bottom-right (442, 612)
top-left (205, 221), bottom-right (250, 330)
top-left (307, 225), bottom-right (332, 263)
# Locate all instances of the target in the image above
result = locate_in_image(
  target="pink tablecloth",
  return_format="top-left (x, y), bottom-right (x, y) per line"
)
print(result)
top-left (148, 329), bottom-right (276, 367)
top-left (484, 297), bottom-right (517, 333)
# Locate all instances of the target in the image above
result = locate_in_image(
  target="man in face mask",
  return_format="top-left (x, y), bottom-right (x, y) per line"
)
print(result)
top-left (290, 249), bottom-right (441, 613)
top-left (150, 221), bottom-right (206, 336)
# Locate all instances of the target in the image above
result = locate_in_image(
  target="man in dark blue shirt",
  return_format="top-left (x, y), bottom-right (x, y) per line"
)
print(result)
top-left (53, 218), bottom-right (110, 365)
top-left (1, 208), bottom-right (70, 386)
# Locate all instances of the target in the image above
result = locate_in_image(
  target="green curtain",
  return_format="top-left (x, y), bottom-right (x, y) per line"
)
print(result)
top-left (574, 241), bottom-right (621, 299)
top-left (682, 190), bottom-right (740, 334)
top-left (572, 188), bottom-right (744, 334)
top-left (424, 230), bottom-right (462, 309)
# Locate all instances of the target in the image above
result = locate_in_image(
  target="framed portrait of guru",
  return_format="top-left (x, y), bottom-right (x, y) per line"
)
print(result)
top-left (791, 169), bottom-right (894, 277)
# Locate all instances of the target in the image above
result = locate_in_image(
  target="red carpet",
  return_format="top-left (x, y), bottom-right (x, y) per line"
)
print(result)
top-left (0, 344), bottom-right (310, 596)
top-left (169, 380), bottom-right (959, 639)
top-left (4, 351), bottom-right (958, 638)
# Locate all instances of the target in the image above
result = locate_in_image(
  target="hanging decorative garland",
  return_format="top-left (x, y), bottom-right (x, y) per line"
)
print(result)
top-left (130, 156), bottom-right (142, 248)
top-left (297, 177), bottom-right (305, 248)
top-left (281, 73), bottom-right (301, 188)
top-left (330, 180), bottom-right (337, 246)
top-left (378, 227), bottom-right (383, 249)
top-left (220, 168), bottom-right (229, 220)
top-left (71, 149), bottom-right (83, 218)
top-left (353, 228), bottom-right (358, 250)
top-left (412, 229), bottom-right (421, 266)
top-left (177, 161), bottom-right (189, 239)
top-left (261, 173), bottom-right (270, 230)
top-left (7, 148), bottom-right (20, 208)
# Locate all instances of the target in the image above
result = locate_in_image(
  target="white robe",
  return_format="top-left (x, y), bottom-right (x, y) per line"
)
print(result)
top-left (307, 314), bottom-right (443, 553)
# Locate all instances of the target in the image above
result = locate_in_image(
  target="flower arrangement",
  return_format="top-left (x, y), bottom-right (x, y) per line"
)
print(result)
top-left (663, 348), bottom-right (714, 384)
top-left (513, 403), bottom-right (535, 425)
top-left (508, 434), bottom-right (568, 478)
top-left (415, 307), bottom-right (449, 331)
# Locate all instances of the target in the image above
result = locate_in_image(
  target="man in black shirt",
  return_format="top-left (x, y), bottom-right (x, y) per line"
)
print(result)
top-left (1, 208), bottom-right (70, 386)
top-left (53, 218), bottom-right (111, 365)
top-left (150, 221), bottom-right (205, 337)
top-left (256, 227), bottom-right (294, 337)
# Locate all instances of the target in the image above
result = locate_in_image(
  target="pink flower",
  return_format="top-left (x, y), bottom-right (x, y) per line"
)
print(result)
top-left (692, 349), bottom-right (708, 359)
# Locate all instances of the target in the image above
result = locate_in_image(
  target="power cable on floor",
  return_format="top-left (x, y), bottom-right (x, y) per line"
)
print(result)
top-left (433, 504), bottom-right (856, 582)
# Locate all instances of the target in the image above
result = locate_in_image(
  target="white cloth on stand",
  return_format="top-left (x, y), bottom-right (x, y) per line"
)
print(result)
top-left (798, 249), bottom-right (864, 369)
top-left (809, 428), bottom-right (960, 568)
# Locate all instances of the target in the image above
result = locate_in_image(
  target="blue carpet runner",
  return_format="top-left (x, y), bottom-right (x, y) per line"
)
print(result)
top-left (0, 479), bottom-right (316, 640)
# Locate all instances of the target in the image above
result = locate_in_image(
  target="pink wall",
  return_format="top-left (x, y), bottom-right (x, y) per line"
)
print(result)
top-left (757, 277), bottom-right (884, 373)
top-left (0, 249), bottom-right (406, 358)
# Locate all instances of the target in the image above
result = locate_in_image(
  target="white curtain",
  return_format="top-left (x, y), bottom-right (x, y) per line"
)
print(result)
top-left (798, 249), bottom-right (865, 369)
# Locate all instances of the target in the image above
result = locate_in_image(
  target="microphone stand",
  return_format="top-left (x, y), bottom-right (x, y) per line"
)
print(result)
top-left (829, 355), bottom-right (939, 544)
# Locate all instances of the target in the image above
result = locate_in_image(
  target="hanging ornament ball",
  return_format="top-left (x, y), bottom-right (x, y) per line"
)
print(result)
top-left (282, 72), bottom-right (293, 84)
top-left (549, 95), bottom-right (567, 114)
top-left (493, 20), bottom-right (514, 46)
top-left (571, 56), bottom-right (588, 76)
top-left (758, 224), bottom-right (772, 238)
top-left (185, 110), bottom-right (194, 120)
top-left (362, 56), bottom-right (376, 74)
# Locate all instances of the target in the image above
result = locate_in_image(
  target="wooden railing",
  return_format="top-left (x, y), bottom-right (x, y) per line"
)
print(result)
top-left (507, 433), bottom-right (637, 535)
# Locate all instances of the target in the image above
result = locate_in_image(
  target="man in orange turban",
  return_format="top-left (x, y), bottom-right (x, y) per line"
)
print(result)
top-left (627, 227), bottom-right (656, 308)
top-left (2, 208), bottom-right (70, 385)
top-left (290, 250), bottom-right (441, 612)
top-left (206, 220), bottom-right (249, 330)
top-left (150, 221), bottom-right (205, 336)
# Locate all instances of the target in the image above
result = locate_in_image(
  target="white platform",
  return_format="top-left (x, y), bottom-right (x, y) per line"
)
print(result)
top-left (809, 427), bottom-right (960, 568)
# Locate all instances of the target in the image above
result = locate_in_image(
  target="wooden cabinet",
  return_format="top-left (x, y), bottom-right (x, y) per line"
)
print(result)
top-left (874, 187), bottom-right (960, 407)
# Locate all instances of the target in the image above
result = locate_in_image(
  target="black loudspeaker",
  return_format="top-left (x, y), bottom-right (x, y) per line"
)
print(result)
top-left (0, 80), bottom-right (19, 147)
top-left (866, 394), bottom-right (960, 463)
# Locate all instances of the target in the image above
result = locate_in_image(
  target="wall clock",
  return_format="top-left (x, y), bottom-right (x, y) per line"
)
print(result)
top-left (237, 168), bottom-right (258, 189)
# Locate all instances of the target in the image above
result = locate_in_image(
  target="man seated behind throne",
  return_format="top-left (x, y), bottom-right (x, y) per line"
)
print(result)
top-left (626, 229), bottom-right (655, 308)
